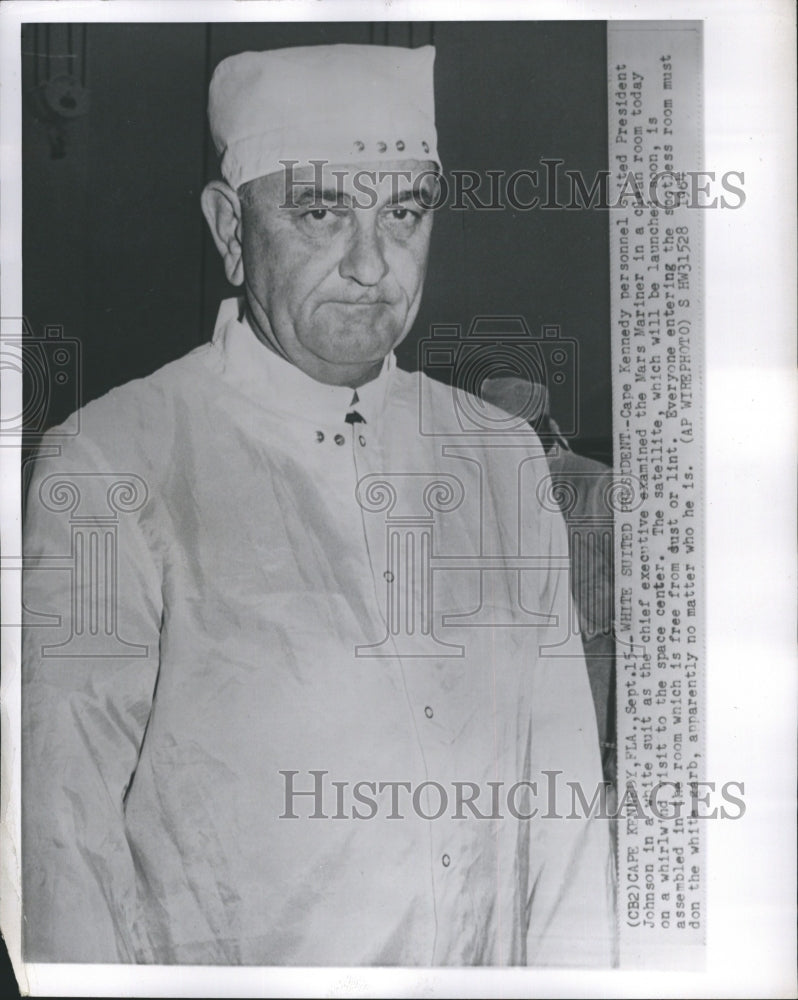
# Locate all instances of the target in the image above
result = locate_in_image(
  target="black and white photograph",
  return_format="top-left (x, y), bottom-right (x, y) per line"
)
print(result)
top-left (0, 1), bottom-right (794, 997)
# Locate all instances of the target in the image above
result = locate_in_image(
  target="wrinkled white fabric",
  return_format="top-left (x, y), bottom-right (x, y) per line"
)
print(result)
top-left (23, 298), bottom-right (615, 967)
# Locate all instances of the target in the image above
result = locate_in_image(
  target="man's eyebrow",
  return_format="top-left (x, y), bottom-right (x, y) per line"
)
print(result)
top-left (387, 183), bottom-right (438, 208)
top-left (288, 186), bottom-right (351, 208)
top-left (387, 189), bottom-right (418, 204)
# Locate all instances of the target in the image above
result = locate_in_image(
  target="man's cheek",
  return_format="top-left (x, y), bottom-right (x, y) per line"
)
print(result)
top-left (393, 251), bottom-right (426, 301)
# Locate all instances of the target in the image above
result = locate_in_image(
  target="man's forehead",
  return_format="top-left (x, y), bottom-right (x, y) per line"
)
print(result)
top-left (246, 158), bottom-right (438, 204)
top-left (288, 159), bottom-right (434, 185)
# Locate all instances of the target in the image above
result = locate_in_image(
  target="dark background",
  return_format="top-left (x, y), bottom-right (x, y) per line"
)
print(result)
top-left (21, 21), bottom-right (611, 460)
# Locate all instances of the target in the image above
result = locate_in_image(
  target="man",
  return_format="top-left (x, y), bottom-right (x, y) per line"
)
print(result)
top-left (22, 44), bottom-right (615, 966)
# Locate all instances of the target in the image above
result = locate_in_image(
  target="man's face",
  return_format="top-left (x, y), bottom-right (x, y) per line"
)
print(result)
top-left (238, 159), bottom-right (437, 385)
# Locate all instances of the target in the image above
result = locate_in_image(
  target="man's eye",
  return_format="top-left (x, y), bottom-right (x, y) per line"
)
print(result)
top-left (385, 206), bottom-right (424, 226)
top-left (298, 207), bottom-right (345, 233)
top-left (390, 207), bottom-right (425, 222)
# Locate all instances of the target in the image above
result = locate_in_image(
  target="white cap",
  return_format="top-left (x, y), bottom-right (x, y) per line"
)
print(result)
top-left (208, 44), bottom-right (440, 190)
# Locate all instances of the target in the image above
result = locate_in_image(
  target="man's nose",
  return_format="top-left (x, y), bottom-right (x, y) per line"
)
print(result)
top-left (338, 218), bottom-right (389, 286)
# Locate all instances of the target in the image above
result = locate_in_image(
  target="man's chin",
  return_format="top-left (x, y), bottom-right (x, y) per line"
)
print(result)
top-left (309, 323), bottom-right (405, 366)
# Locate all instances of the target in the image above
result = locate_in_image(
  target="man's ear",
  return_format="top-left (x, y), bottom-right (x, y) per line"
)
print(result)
top-left (201, 181), bottom-right (244, 286)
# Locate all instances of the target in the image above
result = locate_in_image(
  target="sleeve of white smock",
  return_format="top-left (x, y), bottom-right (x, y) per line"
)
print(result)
top-left (22, 430), bottom-right (162, 962)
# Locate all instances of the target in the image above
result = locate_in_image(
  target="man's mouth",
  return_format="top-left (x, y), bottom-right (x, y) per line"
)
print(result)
top-left (325, 299), bottom-right (389, 307)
